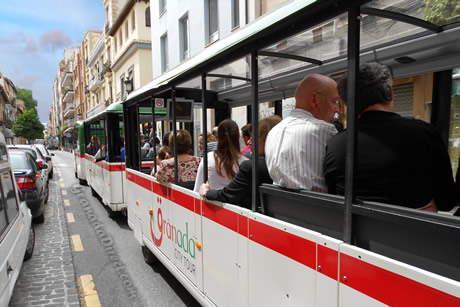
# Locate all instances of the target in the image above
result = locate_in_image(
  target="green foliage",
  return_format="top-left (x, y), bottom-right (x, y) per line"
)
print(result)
top-left (16, 88), bottom-right (38, 112)
top-left (424, 0), bottom-right (460, 25)
top-left (12, 109), bottom-right (44, 141)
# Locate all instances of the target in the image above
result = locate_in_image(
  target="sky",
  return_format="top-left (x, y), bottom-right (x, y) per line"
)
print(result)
top-left (0, 0), bottom-right (106, 123)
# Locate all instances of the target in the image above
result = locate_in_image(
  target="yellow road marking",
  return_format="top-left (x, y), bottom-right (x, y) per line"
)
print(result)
top-left (67, 213), bottom-right (75, 223)
top-left (60, 183), bottom-right (65, 188)
top-left (64, 199), bottom-right (70, 207)
top-left (79, 275), bottom-right (101, 307)
top-left (62, 190), bottom-right (67, 196)
top-left (71, 235), bottom-right (84, 252)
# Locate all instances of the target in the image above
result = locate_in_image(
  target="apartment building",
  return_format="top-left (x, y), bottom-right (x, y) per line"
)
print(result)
top-left (106, 0), bottom-right (152, 102)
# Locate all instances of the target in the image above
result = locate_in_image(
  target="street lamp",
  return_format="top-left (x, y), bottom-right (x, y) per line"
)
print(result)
top-left (123, 78), bottom-right (133, 94)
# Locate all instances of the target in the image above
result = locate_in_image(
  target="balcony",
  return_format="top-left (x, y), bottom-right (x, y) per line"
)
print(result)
top-left (89, 74), bottom-right (102, 92)
top-left (87, 103), bottom-right (102, 118)
top-left (62, 88), bottom-right (74, 103)
top-left (63, 103), bottom-right (75, 118)
top-left (61, 70), bottom-right (72, 87)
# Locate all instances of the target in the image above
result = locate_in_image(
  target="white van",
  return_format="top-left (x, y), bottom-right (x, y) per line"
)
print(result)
top-left (0, 132), bottom-right (35, 306)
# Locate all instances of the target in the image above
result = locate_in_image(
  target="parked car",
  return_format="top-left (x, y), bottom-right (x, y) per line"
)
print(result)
top-left (7, 145), bottom-right (50, 180)
top-left (9, 150), bottom-right (48, 223)
top-left (0, 133), bottom-right (35, 306)
top-left (34, 144), bottom-right (54, 178)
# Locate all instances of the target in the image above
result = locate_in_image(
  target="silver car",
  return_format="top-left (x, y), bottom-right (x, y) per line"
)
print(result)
top-left (0, 133), bottom-right (35, 306)
top-left (35, 144), bottom-right (54, 179)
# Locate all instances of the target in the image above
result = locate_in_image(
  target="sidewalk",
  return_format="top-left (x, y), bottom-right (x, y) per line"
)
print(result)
top-left (10, 169), bottom-right (80, 307)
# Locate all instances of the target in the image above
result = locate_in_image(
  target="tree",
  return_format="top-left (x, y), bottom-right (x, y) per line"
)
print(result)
top-left (424, 0), bottom-right (460, 25)
top-left (16, 88), bottom-right (38, 112)
top-left (12, 109), bottom-right (44, 141)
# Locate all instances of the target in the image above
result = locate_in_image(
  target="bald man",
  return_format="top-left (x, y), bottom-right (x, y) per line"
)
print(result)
top-left (265, 74), bottom-right (339, 191)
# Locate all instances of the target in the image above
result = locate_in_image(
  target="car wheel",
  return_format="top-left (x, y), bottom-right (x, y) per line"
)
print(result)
top-left (24, 224), bottom-right (35, 261)
top-left (142, 245), bottom-right (159, 265)
top-left (49, 170), bottom-right (53, 179)
top-left (33, 212), bottom-right (45, 224)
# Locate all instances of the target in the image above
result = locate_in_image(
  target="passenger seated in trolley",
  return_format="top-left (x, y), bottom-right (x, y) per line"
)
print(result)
top-left (193, 119), bottom-right (247, 192)
top-left (86, 135), bottom-right (101, 156)
top-left (155, 145), bottom-right (171, 167)
top-left (323, 62), bottom-right (457, 212)
top-left (153, 130), bottom-right (200, 183)
top-left (199, 115), bottom-right (281, 209)
top-left (198, 132), bottom-right (217, 157)
top-left (265, 74), bottom-right (339, 192)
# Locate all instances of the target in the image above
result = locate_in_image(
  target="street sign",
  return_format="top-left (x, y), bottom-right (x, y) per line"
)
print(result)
top-left (155, 98), bottom-right (164, 108)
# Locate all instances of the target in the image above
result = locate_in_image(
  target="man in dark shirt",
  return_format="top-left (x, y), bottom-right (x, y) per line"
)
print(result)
top-left (199, 116), bottom-right (281, 209)
top-left (324, 62), bottom-right (457, 211)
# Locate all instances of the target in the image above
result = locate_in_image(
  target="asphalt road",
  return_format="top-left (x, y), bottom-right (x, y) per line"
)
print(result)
top-left (18, 150), bottom-right (201, 307)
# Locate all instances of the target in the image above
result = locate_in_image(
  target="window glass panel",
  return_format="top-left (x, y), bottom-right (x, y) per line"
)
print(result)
top-left (0, 191), bottom-right (7, 235)
top-left (132, 11), bottom-right (136, 30)
top-left (0, 145), bottom-right (7, 161)
top-left (232, 0), bottom-right (240, 28)
top-left (449, 68), bottom-right (460, 177)
top-left (161, 34), bottom-right (169, 72)
top-left (145, 7), bottom-right (151, 27)
top-left (365, 0), bottom-right (460, 27)
top-left (208, 0), bottom-right (218, 43)
top-left (1, 171), bottom-right (18, 223)
top-left (180, 15), bottom-right (190, 61)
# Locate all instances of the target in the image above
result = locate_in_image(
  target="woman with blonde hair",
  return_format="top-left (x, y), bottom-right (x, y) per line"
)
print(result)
top-left (194, 119), bottom-right (247, 192)
top-left (155, 130), bottom-right (200, 183)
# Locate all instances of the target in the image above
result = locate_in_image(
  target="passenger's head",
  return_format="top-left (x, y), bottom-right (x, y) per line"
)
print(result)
top-left (211, 126), bottom-right (218, 138)
top-left (157, 146), bottom-right (171, 161)
top-left (217, 119), bottom-right (240, 155)
top-left (241, 124), bottom-right (252, 145)
top-left (168, 130), bottom-right (192, 155)
top-left (91, 135), bottom-right (99, 144)
top-left (295, 74), bottom-right (339, 123)
top-left (214, 119), bottom-right (241, 179)
top-left (162, 132), bottom-right (170, 146)
top-left (198, 132), bottom-right (217, 151)
top-left (338, 62), bottom-right (393, 114)
top-left (258, 115), bottom-right (282, 156)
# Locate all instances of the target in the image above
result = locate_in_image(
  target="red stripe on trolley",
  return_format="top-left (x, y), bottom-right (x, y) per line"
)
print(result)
top-left (238, 215), bottom-right (248, 237)
top-left (249, 219), bottom-right (316, 270)
top-left (317, 244), bottom-right (338, 280)
top-left (340, 253), bottom-right (460, 307)
top-left (202, 201), bottom-right (238, 233)
top-left (169, 189), bottom-right (194, 212)
top-left (127, 171), bottom-right (151, 191)
top-left (153, 182), bottom-right (168, 198)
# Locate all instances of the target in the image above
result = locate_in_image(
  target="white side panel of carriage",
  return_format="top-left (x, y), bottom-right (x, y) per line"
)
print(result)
top-left (316, 235), bottom-right (342, 307)
top-left (75, 155), bottom-right (86, 180)
top-left (168, 187), bottom-right (201, 288)
top-left (247, 213), bottom-right (320, 307)
top-left (236, 207), bottom-right (251, 307)
top-left (85, 156), bottom-right (92, 186)
top-left (338, 244), bottom-right (460, 307)
top-left (105, 164), bottom-right (124, 209)
top-left (126, 170), bottom-right (153, 244)
top-left (201, 201), bottom-right (243, 307)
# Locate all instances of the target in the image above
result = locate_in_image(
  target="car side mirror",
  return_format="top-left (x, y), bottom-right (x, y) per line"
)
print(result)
top-left (51, 153), bottom-right (55, 156)
top-left (46, 157), bottom-right (51, 162)
top-left (41, 164), bottom-right (48, 170)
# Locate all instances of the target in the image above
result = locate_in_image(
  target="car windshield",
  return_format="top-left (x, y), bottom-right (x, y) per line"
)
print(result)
top-left (10, 153), bottom-right (30, 169)
top-left (36, 145), bottom-right (49, 156)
